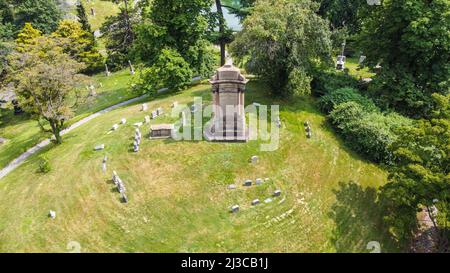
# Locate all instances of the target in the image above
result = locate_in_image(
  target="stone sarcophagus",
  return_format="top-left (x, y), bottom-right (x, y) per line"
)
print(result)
top-left (207, 61), bottom-right (249, 142)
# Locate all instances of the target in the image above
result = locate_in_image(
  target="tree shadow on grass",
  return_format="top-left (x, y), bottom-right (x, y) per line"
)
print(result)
top-left (329, 181), bottom-right (399, 253)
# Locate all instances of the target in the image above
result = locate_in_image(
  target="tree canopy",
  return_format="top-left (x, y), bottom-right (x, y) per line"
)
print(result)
top-left (230, 0), bottom-right (332, 96)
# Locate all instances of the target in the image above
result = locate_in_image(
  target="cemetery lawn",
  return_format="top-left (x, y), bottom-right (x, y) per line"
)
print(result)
top-left (0, 69), bottom-right (133, 169)
top-left (0, 81), bottom-right (399, 253)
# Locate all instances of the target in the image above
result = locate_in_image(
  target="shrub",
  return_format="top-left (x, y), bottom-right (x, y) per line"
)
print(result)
top-left (319, 87), bottom-right (378, 113)
top-left (311, 69), bottom-right (358, 96)
top-left (132, 48), bottom-right (193, 95)
top-left (38, 156), bottom-right (51, 173)
top-left (329, 102), bottom-right (411, 163)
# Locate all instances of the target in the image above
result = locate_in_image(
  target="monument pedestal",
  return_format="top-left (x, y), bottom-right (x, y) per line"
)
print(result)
top-left (205, 62), bottom-right (249, 142)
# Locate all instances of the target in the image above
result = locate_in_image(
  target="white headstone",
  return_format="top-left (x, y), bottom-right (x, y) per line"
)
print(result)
top-left (142, 103), bottom-right (148, 112)
top-left (112, 124), bottom-right (119, 131)
top-left (49, 210), bottom-right (56, 219)
top-left (121, 118), bottom-right (127, 125)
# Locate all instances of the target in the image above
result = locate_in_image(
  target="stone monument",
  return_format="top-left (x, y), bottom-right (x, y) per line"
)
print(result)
top-left (207, 60), bottom-right (249, 142)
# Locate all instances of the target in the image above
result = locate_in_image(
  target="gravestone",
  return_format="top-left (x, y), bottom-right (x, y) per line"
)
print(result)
top-left (121, 118), bottom-right (127, 125)
top-left (112, 124), bottom-right (119, 131)
top-left (243, 180), bottom-right (252, 187)
top-left (0, 137), bottom-right (7, 145)
top-left (230, 205), bottom-right (240, 213)
top-left (255, 178), bottom-right (263, 185)
top-left (359, 55), bottom-right (367, 65)
top-left (94, 144), bottom-right (105, 151)
top-left (172, 101), bottom-right (178, 108)
top-left (227, 184), bottom-right (237, 190)
top-left (150, 124), bottom-right (174, 139)
top-left (144, 115), bottom-right (150, 124)
top-left (133, 141), bottom-right (139, 153)
top-left (142, 103), bottom-right (148, 112)
top-left (273, 190), bottom-right (282, 197)
top-left (156, 107), bottom-right (163, 116)
top-left (90, 7), bottom-right (95, 16)
top-left (49, 210), bottom-right (56, 219)
top-left (128, 60), bottom-right (135, 75)
top-left (264, 198), bottom-right (273, 204)
top-left (251, 199), bottom-right (260, 206)
top-left (134, 122), bottom-right (143, 128)
top-left (250, 155), bottom-right (259, 164)
top-left (105, 64), bottom-right (111, 77)
top-left (102, 156), bottom-right (107, 174)
top-left (276, 117), bottom-right (282, 128)
top-left (190, 104), bottom-right (197, 113)
top-left (307, 131), bottom-right (312, 139)
top-left (121, 193), bottom-right (128, 203)
top-left (151, 111), bottom-right (158, 119)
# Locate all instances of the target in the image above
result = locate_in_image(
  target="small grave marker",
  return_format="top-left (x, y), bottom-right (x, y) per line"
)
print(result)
top-left (230, 205), bottom-right (240, 213)
top-left (251, 199), bottom-right (260, 206)
top-left (243, 180), bottom-right (252, 187)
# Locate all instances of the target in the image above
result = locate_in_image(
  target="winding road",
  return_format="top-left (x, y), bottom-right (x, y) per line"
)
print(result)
top-left (0, 94), bottom-right (149, 180)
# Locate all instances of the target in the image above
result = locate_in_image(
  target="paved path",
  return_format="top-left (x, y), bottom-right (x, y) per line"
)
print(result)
top-left (0, 94), bottom-right (149, 180)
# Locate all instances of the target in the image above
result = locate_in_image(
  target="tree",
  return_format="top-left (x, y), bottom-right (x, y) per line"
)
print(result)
top-left (316, 0), bottom-right (370, 35)
top-left (133, 0), bottom-right (215, 78)
top-left (53, 20), bottom-right (103, 74)
top-left (6, 36), bottom-right (88, 144)
top-left (132, 48), bottom-right (193, 95)
top-left (0, 0), bottom-right (15, 40)
top-left (359, 0), bottom-right (450, 118)
top-left (76, 1), bottom-right (91, 33)
top-left (13, 0), bottom-right (62, 34)
top-left (101, 2), bottom-right (137, 70)
top-left (15, 22), bottom-right (41, 52)
top-left (380, 94), bottom-right (450, 248)
top-left (230, 0), bottom-right (332, 96)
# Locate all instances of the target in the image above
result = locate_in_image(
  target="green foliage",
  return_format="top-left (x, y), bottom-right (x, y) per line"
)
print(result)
top-left (12, 0), bottom-right (62, 34)
top-left (15, 22), bottom-right (42, 52)
top-left (317, 0), bottom-right (370, 35)
top-left (53, 20), bottom-right (103, 74)
top-left (380, 94), bottom-right (450, 245)
top-left (133, 0), bottom-right (214, 77)
top-left (6, 35), bottom-right (88, 144)
top-left (311, 69), bottom-right (358, 96)
top-left (319, 87), bottom-right (378, 113)
top-left (101, 3), bottom-right (136, 70)
top-left (132, 48), bottom-right (193, 95)
top-left (329, 102), bottom-right (411, 163)
top-left (230, 0), bottom-right (332, 97)
top-left (359, 0), bottom-right (450, 118)
top-left (76, 1), bottom-right (92, 33)
top-left (38, 155), bottom-right (51, 173)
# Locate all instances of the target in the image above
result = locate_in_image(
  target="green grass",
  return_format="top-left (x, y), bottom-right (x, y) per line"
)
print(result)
top-left (0, 69), bottom-right (133, 169)
top-left (345, 57), bottom-right (376, 79)
top-left (0, 81), bottom-right (397, 253)
top-left (82, 0), bottom-right (120, 31)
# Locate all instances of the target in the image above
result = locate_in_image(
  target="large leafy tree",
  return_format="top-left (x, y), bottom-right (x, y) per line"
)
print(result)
top-left (133, 0), bottom-right (215, 77)
top-left (230, 0), bottom-right (332, 96)
top-left (12, 0), bottom-right (62, 34)
top-left (6, 36), bottom-right (88, 144)
top-left (53, 20), bottom-right (103, 74)
top-left (316, 0), bottom-right (370, 34)
top-left (380, 94), bottom-right (450, 249)
top-left (101, 1), bottom-right (138, 70)
top-left (359, 0), bottom-right (450, 118)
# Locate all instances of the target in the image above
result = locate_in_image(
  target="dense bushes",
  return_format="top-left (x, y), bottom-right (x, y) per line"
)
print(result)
top-left (329, 102), bottom-right (411, 163)
top-left (132, 48), bottom-right (193, 95)
top-left (319, 87), bottom-right (378, 113)
top-left (311, 69), bottom-right (358, 96)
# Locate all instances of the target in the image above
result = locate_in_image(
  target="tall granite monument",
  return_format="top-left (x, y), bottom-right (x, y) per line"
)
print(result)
top-left (207, 60), bottom-right (249, 142)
